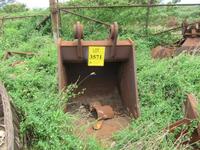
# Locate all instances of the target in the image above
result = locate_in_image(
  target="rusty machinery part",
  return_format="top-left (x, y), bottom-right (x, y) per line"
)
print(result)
top-left (74, 21), bottom-right (84, 39)
top-left (166, 94), bottom-right (200, 146)
top-left (90, 102), bottom-right (114, 130)
top-left (61, 9), bottom-right (110, 27)
top-left (10, 61), bottom-right (26, 67)
top-left (0, 14), bottom-right (48, 21)
top-left (109, 22), bottom-right (118, 40)
top-left (185, 94), bottom-right (199, 120)
top-left (90, 102), bottom-right (114, 120)
top-left (74, 22), bottom-right (84, 58)
top-left (0, 82), bottom-right (22, 150)
top-left (182, 21), bottom-right (200, 38)
top-left (3, 51), bottom-right (35, 60)
top-left (151, 46), bottom-right (175, 59)
top-left (180, 21), bottom-right (200, 55)
top-left (152, 21), bottom-right (200, 59)
top-left (57, 22), bottom-right (139, 118)
top-left (109, 22), bottom-right (118, 58)
top-left (153, 20), bottom-right (200, 36)
top-left (58, 3), bottom-right (200, 10)
top-left (152, 45), bottom-right (200, 59)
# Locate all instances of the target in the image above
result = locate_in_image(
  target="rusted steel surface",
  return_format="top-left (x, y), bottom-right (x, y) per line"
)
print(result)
top-left (58, 3), bottom-right (200, 10)
top-left (152, 21), bottom-right (200, 59)
top-left (151, 46), bottom-right (175, 59)
top-left (90, 102), bottom-right (114, 120)
top-left (0, 14), bottom-right (47, 21)
top-left (181, 38), bottom-right (200, 47)
top-left (180, 25), bottom-right (200, 53)
top-left (109, 22), bottom-right (118, 57)
top-left (167, 118), bottom-right (191, 132)
top-left (74, 22), bottom-right (84, 58)
top-left (185, 94), bottom-right (199, 120)
top-left (10, 61), bottom-right (25, 67)
top-left (166, 94), bottom-right (200, 146)
top-left (36, 15), bottom-right (51, 30)
top-left (182, 21), bottom-right (200, 38)
top-left (62, 9), bottom-right (110, 27)
top-left (58, 22), bottom-right (139, 118)
top-left (177, 21), bottom-right (200, 55)
top-left (153, 20), bottom-right (200, 36)
top-left (3, 51), bottom-right (35, 60)
top-left (89, 102), bottom-right (114, 130)
top-left (0, 82), bottom-right (21, 150)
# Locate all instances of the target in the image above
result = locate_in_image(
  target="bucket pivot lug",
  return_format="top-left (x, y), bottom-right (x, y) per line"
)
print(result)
top-left (109, 22), bottom-right (118, 58)
top-left (74, 22), bottom-right (84, 58)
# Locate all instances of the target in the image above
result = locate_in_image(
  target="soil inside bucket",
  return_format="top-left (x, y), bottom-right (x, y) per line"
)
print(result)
top-left (65, 62), bottom-right (131, 146)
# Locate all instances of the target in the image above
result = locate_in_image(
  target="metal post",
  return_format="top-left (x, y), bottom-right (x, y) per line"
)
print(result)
top-left (58, 3), bottom-right (200, 10)
top-left (146, 0), bottom-right (153, 36)
top-left (50, 0), bottom-right (60, 41)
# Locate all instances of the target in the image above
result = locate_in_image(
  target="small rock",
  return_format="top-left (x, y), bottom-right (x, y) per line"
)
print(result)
top-left (0, 130), bottom-right (5, 146)
top-left (110, 141), bottom-right (116, 148)
top-left (93, 120), bottom-right (104, 130)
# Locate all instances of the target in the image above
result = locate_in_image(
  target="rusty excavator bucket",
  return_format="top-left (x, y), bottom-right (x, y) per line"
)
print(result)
top-left (176, 20), bottom-right (200, 55)
top-left (57, 22), bottom-right (139, 118)
top-left (166, 94), bottom-right (200, 146)
top-left (152, 21), bottom-right (200, 59)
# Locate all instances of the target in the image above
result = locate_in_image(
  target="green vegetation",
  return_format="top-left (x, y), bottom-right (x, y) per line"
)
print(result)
top-left (0, 1), bottom-right (200, 150)
top-left (0, 3), bottom-right (27, 13)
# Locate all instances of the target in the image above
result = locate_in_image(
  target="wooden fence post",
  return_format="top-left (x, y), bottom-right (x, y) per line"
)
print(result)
top-left (50, 0), bottom-right (60, 41)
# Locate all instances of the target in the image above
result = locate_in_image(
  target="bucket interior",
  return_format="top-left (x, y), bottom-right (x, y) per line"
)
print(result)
top-left (64, 62), bottom-right (126, 112)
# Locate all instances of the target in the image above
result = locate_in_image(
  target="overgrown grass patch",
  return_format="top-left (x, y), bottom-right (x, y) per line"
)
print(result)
top-left (113, 39), bottom-right (200, 149)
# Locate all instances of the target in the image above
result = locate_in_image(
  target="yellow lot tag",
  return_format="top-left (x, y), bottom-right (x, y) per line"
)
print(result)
top-left (88, 46), bottom-right (105, 66)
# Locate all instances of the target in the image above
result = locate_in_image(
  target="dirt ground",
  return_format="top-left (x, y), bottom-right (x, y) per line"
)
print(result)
top-left (67, 84), bottom-right (131, 147)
